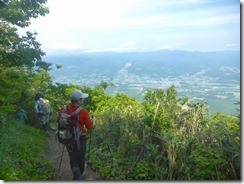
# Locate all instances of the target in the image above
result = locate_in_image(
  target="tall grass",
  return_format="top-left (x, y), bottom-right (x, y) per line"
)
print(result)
top-left (88, 88), bottom-right (240, 180)
top-left (0, 113), bottom-right (55, 180)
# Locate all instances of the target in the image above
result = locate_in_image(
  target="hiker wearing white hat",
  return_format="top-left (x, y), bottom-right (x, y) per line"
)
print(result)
top-left (70, 89), bottom-right (89, 100)
top-left (60, 89), bottom-right (94, 180)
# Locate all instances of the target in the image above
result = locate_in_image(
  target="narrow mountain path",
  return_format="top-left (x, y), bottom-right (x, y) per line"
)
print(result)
top-left (47, 132), bottom-right (101, 180)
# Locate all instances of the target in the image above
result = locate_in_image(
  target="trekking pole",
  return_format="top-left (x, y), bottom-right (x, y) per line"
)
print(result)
top-left (88, 129), bottom-right (92, 163)
top-left (58, 145), bottom-right (65, 172)
top-left (87, 115), bottom-right (94, 163)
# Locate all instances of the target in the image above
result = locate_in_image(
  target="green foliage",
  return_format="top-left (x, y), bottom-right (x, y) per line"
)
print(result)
top-left (0, 2), bottom-right (58, 180)
top-left (128, 160), bottom-right (154, 180)
top-left (0, 119), bottom-right (55, 180)
top-left (0, 0), bottom-right (49, 27)
top-left (0, 24), bottom-right (50, 69)
top-left (0, 2), bottom-right (240, 180)
top-left (87, 86), bottom-right (240, 180)
top-left (0, 0), bottom-right (51, 120)
top-left (0, 74), bottom-right (240, 181)
top-left (95, 80), bottom-right (114, 91)
top-left (189, 118), bottom-right (240, 180)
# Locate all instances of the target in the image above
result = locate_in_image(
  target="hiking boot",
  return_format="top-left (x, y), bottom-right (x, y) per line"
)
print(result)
top-left (81, 172), bottom-right (86, 180)
top-left (72, 165), bottom-right (83, 180)
top-left (72, 173), bottom-right (85, 180)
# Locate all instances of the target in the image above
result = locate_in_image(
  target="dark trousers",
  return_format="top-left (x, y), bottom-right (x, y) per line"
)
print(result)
top-left (41, 123), bottom-right (49, 132)
top-left (66, 139), bottom-right (86, 180)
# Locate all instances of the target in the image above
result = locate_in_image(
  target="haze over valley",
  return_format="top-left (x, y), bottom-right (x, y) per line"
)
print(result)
top-left (47, 50), bottom-right (240, 116)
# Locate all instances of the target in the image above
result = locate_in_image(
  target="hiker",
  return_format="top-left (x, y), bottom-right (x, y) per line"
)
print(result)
top-left (60, 89), bottom-right (94, 180)
top-left (15, 109), bottom-right (28, 124)
top-left (35, 92), bottom-right (52, 134)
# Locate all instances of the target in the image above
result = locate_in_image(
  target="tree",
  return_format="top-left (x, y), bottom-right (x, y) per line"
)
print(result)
top-left (0, 0), bottom-right (49, 27)
top-left (95, 81), bottom-right (114, 91)
top-left (0, 0), bottom-right (50, 70)
top-left (0, 0), bottom-right (50, 114)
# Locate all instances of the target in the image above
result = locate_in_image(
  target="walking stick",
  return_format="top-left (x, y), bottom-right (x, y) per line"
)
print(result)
top-left (87, 115), bottom-right (94, 163)
top-left (87, 129), bottom-right (92, 163)
top-left (59, 145), bottom-right (65, 172)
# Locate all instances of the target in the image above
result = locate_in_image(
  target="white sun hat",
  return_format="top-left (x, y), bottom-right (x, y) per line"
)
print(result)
top-left (70, 89), bottom-right (89, 100)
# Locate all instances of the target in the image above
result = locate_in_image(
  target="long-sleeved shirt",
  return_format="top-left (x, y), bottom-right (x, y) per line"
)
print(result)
top-left (65, 104), bottom-right (93, 137)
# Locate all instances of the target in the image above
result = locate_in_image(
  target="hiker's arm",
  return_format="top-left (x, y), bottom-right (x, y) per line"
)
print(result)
top-left (83, 109), bottom-right (94, 130)
top-left (35, 102), bottom-right (39, 113)
top-left (35, 102), bottom-right (42, 116)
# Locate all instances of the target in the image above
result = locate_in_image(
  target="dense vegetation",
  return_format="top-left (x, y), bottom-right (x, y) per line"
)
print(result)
top-left (0, 113), bottom-right (55, 180)
top-left (0, 0), bottom-right (240, 181)
top-left (87, 86), bottom-right (240, 180)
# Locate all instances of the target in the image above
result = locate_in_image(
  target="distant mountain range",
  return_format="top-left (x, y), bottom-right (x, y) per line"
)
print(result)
top-left (46, 50), bottom-right (240, 115)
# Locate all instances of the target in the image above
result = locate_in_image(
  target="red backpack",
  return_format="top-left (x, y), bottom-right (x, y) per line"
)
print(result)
top-left (56, 105), bottom-right (82, 149)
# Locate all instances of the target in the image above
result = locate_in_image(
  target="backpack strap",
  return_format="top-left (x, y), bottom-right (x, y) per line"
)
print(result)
top-left (74, 106), bottom-right (83, 114)
top-left (64, 105), bottom-right (82, 114)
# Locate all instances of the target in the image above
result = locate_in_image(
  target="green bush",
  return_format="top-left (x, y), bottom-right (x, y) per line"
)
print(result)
top-left (88, 87), bottom-right (240, 180)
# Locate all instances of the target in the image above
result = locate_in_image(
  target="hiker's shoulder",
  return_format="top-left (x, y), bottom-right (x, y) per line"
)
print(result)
top-left (39, 98), bottom-right (48, 102)
top-left (43, 98), bottom-right (50, 103)
top-left (77, 108), bottom-right (88, 115)
top-left (80, 108), bottom-right (88, 113)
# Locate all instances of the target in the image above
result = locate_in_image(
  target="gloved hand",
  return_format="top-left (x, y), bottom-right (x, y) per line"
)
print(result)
top-left (90, 115), bottom-right (95, 127)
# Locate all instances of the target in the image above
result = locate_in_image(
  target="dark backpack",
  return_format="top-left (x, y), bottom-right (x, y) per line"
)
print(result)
top-left (56, 105), bottom-right (82, 149)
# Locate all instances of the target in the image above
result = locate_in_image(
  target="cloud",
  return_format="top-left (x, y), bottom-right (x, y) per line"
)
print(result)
top-left (159, 43), bottom-right (185, 50)
top-left (119, 42), bottom-right (136, 49)
top-left (25, 0), bottom-right (240, 52)
top-left (35, 0), bottom-right (142, 30)
top-left (226, 43), bottom-right (240, 48)
top-left (88, 42), bottom-right (137, 52)
top-left (49, 42), bottom-right (83, 50)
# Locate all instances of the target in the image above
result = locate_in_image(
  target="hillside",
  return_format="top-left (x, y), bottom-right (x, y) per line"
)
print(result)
top-left (0, 1), bottom-right (240, 181)
top-left (0, 83), bottom-right (240, 180)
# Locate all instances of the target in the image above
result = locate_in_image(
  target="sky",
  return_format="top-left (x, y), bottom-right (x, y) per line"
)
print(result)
top-left (24, 0), bottom-right (241, 54)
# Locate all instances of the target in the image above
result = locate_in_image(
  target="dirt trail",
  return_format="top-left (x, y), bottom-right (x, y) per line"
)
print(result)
top-left (47, 133), bottom-right (101, 181)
